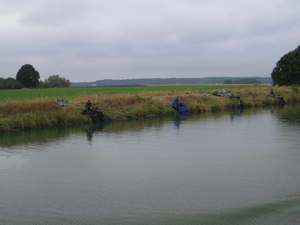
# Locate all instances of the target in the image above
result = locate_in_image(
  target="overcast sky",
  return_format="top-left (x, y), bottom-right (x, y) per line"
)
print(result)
top-left (1, 0), bottom-right (299, 82)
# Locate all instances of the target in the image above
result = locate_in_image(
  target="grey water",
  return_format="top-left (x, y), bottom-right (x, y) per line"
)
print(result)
top-left (1, 104), bottom-right (300, 225)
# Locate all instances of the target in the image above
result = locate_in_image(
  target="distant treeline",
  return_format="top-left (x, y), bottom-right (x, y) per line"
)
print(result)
top-left (71, 77), bottom-right (272, 87)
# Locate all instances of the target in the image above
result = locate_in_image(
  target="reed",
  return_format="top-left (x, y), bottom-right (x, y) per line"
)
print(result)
top-left (284, 93), bottom-right (300, 103)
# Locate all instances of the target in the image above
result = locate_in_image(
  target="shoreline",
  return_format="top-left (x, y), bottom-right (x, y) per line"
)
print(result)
top-left (1, 86), bottom-right (299, 132)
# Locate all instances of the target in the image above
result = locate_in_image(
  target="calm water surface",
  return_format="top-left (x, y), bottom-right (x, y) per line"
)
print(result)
top-left (1, 105), bottom-right (300, 225)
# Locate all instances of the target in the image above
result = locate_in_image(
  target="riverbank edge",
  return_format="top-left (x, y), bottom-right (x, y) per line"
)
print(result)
top-left (1, 87), bottom-right (300, 132)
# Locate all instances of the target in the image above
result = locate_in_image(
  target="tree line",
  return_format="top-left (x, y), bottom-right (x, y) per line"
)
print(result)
top-left (0, 64), bottom-right (70, 90)
top-left (223, 78), bottom-right (261, 84)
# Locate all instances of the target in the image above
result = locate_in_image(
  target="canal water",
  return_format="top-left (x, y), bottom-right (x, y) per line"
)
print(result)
top-left (1, 104), bottom-right (300, 225)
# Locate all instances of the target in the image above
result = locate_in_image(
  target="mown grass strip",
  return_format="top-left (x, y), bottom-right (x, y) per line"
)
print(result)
top-left (0, 85), bottom-right (266, 102)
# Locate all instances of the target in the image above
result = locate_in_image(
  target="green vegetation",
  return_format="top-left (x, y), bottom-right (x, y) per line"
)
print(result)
top-left (0, 77), bottom-right (22, 89)
top-left (39, 75), bottom-right (71, 88)
top-left (0, 85), bottom-right (299, 132)
top-left (223, 78), bottom-right (261, 84)
top-left (1, 65), bottom-right (70, 90)
top-left (271, 45), bottom-right (300, 86)
top-left (292, 85), bottom-right (299, 94)
top-left (0, 85), bottom-right (267, 102)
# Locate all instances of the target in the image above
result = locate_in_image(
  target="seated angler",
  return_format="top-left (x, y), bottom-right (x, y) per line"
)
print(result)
top-left (172, 96), bottom-right (180, 110)
top-left (86, 100), bottom-right (92, 109)
top-left (82, 100), bottom-right (92, 115)
top-left (270, 89), bottom-right (275, 98)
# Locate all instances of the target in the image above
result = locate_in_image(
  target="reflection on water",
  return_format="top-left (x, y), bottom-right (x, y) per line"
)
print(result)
top-left (0, 113), bottom-right (215, 147)
top-left (276, 104), bottom-right (300, 125)
top-left (173, 114), bottom-right (189, 128)
top-left (0, 119), bottom-right (162, 147)
top-left (3, 105), bottom-right (294, 148)
top-left (1, 105), bottom-right (300, 225)
top-left (84, 123), bottom-right (106, 142)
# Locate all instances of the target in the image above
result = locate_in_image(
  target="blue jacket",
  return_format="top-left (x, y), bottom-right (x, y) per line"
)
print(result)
top-left (172, 98), bottom-right (179, 105)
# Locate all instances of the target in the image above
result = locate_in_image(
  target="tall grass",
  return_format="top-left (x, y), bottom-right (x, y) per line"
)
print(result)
top-left (292, 85), bottom-right (299, 94)
top-left (284, 93), bottom-right (300, 103)
top-left (0, 111), bottom-right (89, 131)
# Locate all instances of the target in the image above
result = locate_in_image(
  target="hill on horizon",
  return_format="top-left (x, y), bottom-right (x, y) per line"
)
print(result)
top-left (70, 77), bottom-right (272, 87)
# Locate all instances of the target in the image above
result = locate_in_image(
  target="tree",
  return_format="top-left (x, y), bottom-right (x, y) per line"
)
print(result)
top-left (233, 78), bottom-right (261, 84)
top-left (0, 77), bottom-right (23, 89)
top-left (44, 75), bottom-right (71, 88)
top-left (4, 77), bottom-right (23, 89)
top-left (16, 64), bottom-right (40, 88)
top-left (271, 45), bottom-right (300, 86)
top-left (0, 78), bottom-right (4, 90)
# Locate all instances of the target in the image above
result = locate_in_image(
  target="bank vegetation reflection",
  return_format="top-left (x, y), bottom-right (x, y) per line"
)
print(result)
top-left (1, 104), bottom-right (299, 148)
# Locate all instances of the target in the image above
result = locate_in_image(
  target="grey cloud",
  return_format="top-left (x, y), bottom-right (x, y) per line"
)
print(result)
top-left (1, 0), bottom-right (300, 82)
top-left (19, 0), bottom-right (85, 27)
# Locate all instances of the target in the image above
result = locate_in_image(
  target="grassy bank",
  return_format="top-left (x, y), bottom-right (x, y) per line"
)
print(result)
top-left (1, 85), bottom-right (299, 132)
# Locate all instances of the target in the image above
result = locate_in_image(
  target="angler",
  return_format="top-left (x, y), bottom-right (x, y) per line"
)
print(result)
top-left (81, 100), bottom-right (105, 123)
top-left (171, 96), bottom-right (189, 115)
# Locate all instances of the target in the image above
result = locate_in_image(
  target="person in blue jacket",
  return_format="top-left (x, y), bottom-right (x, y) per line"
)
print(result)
top-left (172, 96), bottom-right (180, 110)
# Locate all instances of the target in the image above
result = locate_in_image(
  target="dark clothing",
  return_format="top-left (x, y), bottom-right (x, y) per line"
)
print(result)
top-left (85, 101), bottom-right (92, 108)
top-left (89, 107), bottom-right (105, 123)
top-left (81, 101), bottom-right (92, 115)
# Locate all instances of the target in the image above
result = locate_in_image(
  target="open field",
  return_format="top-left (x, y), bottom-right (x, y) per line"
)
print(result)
top-left (0, 85), bottom-right (299, 132)
top-left (0, 84), bottom-right (269, 102)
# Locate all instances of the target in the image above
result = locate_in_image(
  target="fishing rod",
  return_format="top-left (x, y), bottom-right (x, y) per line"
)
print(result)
top-left (70, 101), bottom-right (154, 121)
top-left (68, 102), bottom-right (81, 107)
top-left (186, 103), bottom-right (212, 108)
top-left (242, 99), bottom-right (265, 101)
top-left (90, 102), bottom-right (155, 121)
top-left (0, 125), bottom-right (23, 133)
top-left (100, 109), bottom-right (154, 121)
top-left (186, 102), bottom-right (245, 111)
